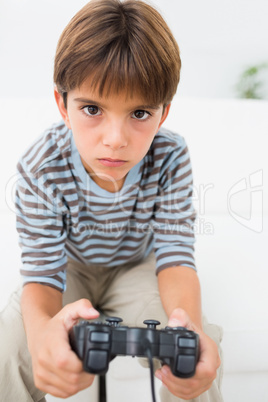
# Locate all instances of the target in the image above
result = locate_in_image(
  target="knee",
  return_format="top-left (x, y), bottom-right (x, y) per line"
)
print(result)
top-left (203, 317), bottom-right (223, 348)
top-left (0, 303), bottom-right (29, 366)
top-left (134, 295), bottom-right (168, 328)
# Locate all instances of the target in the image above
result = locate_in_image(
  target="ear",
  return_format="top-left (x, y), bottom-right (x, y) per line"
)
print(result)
top-left (158, 103), bottom-right (171, 129)
top-left (54, 87), bottom-right (71, 129)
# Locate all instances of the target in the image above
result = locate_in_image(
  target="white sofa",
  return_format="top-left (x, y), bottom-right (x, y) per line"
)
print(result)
top-left (1, 96), bottom-right (267, 402)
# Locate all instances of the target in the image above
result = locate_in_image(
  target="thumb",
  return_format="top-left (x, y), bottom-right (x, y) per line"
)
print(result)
top-left (167, 308), bottom-right (196, 332)
top-left (60, 298), bottom-right (99, 331)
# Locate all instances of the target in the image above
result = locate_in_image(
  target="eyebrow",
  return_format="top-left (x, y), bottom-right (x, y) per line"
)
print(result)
top-left (73, 97), bottom-right (161, 110)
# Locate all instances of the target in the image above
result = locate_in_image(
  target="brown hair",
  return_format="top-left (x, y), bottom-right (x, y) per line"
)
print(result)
top-left (54, 0), bottom-right (181, 107)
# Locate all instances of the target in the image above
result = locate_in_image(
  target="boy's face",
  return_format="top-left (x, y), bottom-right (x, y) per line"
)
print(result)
top-left (55, 78), bottom-right (170, 192)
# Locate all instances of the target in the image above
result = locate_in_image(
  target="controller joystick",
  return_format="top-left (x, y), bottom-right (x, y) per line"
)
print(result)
top-left (143, 319), bottom-right (161, 329)
top-left (106, 317), bottom-right (123, 327)
top-left (69, 317), bottom-right (199, 378)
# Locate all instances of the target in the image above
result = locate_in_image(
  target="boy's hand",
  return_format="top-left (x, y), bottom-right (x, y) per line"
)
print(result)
top-left (29, 299), bottom-right (99, 398)
top-left (155, 308), bottom-right (221, 400)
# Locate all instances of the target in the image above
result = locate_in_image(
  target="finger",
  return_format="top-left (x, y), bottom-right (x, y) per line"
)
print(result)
top-left (194, 339), bottom-right (220, 379)
top-left (167, 308), bottom-right (196, 332)
top-left (35, 364), bottom-right (95, 398)
top-left (35, 328), bottom-right (84, 376)
top-left (51, 347), bottom-right (84, 374)
top-left (59, 298), bottom-right (99, 331)
top-left (156, 366), bottom-right (211, 400)
top-left (35, 343), bottom-right (95, 392)
top-left (168, 309), bottom-right (214, 358)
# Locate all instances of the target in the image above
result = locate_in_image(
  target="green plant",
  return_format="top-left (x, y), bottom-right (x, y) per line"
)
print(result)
top-left (236, 62), bottom-right (268, 100)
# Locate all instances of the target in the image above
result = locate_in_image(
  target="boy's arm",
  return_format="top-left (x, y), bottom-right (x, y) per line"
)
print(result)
top-left (21, 283), bottom-right (99, 398)
top-left (156, 266), bottom-right (221, 399)
top-left (21, 283), bottom-right (63, 324)
top-left (158, 265), bottom-right (202, 329)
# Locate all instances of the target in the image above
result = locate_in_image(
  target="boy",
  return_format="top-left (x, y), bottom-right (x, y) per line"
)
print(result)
top-left (0, 0), bottom-right (223, 401)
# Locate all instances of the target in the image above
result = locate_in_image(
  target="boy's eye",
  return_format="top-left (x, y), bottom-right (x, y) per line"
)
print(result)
top-left (132, 110), bottom-right (151, 120)
top-left (82, 105), bottom-right (101, 116)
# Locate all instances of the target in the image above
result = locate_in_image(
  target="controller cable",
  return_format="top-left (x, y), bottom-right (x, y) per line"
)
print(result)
top-left (142, 338), bottom-right (157, 402)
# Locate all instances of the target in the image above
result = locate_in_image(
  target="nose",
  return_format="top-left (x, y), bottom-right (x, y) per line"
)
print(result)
top-left (102, 120), bottom-right (128, 150)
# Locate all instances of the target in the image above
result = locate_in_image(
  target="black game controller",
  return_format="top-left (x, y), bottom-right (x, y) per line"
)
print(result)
top-left (69, 317), bottom-right (199, 378)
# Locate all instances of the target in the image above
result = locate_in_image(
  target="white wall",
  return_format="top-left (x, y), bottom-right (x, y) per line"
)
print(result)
top-left (0, 0), bottom-right (267, 99)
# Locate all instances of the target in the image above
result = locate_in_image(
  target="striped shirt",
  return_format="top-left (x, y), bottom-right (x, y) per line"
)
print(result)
top-left (16, 121), bottom-right (196, 292)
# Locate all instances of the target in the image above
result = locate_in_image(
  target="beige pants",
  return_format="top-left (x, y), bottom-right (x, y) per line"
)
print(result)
top-left (0, 253), bottom-right (224, 401)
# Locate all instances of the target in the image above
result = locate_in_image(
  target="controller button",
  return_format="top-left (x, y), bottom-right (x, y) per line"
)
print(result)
top-left (87, 350), bottom-right (108, 372)
top-left (176, 355), bottom-right (195, 375)
top-left (178, 338), bottom-right (196, 348)
top-left (90, 332), bottom-right (110, 343)
top-left (165, 326), bottom-right (186, 331)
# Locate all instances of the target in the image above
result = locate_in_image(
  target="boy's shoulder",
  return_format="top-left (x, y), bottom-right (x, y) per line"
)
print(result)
top-left (18, 121), bottom-right (71, 176)
top-left (151, 127), bottom-right (188, 155)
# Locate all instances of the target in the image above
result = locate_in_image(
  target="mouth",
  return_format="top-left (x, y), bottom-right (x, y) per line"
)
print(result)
top-left (98, 158), bottom-right (127, 167)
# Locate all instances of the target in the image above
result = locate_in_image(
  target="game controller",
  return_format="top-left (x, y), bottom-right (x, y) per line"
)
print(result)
top-left (69, 317), bottom-right (199, 378)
